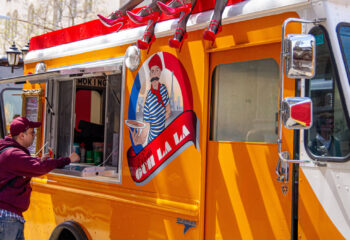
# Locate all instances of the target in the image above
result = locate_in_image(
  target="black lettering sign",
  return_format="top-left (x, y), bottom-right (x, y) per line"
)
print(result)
top-left (76, 77), bottom-right (106, 88)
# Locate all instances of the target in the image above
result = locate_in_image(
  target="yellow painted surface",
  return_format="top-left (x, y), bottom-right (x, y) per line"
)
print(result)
top-left (20, 11), bottom-right (343, 240)
top-left (23, 190), bottom-right (57, 239)
top-left (205, 17), bottom-right (294, 237)
top-left (205, 142), bottom-right (291, 239)
top-left (25, 175), bottom-right (200, 240)
top-left (25, 25), bottom-right (207, 240)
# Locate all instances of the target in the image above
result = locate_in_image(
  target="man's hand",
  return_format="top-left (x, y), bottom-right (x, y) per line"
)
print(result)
top-left (41, 148), bottom-right (54, 161)
top-left (41, 153), bottom-right (50, 161)
top-left (69, 152), bottom-right (80, 163)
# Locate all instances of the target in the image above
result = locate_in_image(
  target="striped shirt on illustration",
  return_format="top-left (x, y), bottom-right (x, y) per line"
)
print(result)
top-left (144, 84), bottom-right (169, 143)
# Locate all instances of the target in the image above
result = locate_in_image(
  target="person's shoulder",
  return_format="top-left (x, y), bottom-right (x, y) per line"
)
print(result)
top-left (0, 147), bottom-right (25, 165)
top-left (6, 147), bottom-right (26, 157)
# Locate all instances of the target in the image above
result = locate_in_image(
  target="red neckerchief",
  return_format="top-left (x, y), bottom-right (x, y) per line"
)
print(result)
top-left (150, 82), bottom-right (165, 107)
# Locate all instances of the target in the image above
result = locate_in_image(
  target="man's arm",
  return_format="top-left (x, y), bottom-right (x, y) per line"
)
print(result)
top-left (3, 149), bottom-right (74, 177)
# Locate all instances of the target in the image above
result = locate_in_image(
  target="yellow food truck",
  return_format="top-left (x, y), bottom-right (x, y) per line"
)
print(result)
top-left (0, 0), bottom-right (350, 239)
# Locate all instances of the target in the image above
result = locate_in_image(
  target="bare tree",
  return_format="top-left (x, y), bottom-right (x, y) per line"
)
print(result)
top-left (0, 0), bottom-right (111, 55)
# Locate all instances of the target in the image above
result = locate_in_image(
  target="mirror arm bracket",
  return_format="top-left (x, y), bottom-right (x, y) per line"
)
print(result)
top-left (277, 17), bottom-right (326, 183)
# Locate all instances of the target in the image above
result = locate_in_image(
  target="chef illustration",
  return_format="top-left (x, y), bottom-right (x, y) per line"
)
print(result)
top-left (129, 54), bottom-right (171, 147)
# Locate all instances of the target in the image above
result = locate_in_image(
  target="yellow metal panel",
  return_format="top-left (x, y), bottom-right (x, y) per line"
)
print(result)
top-left (206, 37), bottom-right (293, 238)
top-left (206, 142), bottom-right (290, 239)
top-left (24, 30), bottom-right (208, 239)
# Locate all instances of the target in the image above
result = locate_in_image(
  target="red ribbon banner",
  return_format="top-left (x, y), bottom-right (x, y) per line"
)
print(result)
top-left (127, 110), bottom-right (198, 185)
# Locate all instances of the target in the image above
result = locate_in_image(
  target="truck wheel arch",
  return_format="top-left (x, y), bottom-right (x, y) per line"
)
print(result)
top-left (49, 221), bottom-right (89, 240)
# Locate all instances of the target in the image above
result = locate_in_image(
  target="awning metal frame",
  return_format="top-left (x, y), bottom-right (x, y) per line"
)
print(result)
top-left (0, 57), bottom-right (124, 84)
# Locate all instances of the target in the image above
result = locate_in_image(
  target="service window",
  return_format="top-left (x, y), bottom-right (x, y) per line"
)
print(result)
top-left (0, 88), bottom-right (22, 136)
top-left (210, 58), bottom-right (279, 142)
top-left (51, 74), bottom-right (123, 180)
top-left (306, 26), bottom-right (350, 159)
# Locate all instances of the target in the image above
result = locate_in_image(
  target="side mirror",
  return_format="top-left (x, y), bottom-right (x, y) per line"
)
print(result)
top-left (285, 34), bottom-right (316, 79)
top-left (281, 97), bottom-right (312, 129)
top-left (276, 18), bottom-right (321, 187)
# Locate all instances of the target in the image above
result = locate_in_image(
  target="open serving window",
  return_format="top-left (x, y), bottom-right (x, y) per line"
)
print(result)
top-left (47, 73), bottom-right (124, 181)
top-left (0, 58), bottom-right (125, 182)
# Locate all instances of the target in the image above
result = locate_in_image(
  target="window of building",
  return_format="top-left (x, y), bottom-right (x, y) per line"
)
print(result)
top-left (210, 58), bottom-right (279, 142)
top-left (306, 26), bottom-right (350, 159)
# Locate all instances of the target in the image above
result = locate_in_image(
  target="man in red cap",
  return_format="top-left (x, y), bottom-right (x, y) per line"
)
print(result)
top-left (0, 117), bottom-right (79, 240)
top-left (131, 54), bottom-right (171, 147)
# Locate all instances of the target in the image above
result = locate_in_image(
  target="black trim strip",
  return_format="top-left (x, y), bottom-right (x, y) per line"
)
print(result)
top-left (291, 79), bottom-right (301, 240)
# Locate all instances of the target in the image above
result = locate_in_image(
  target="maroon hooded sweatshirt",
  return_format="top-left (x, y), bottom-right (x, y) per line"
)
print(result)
top-left (0, 136), bottom-right (70, 216)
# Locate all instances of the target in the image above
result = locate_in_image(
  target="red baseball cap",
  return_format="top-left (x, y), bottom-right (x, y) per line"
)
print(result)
top-left (10, 117), bottom-right (41, 136)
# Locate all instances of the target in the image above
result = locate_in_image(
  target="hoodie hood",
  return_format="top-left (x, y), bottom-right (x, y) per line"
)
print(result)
top-left (0, 136), bottom-right (30, 155)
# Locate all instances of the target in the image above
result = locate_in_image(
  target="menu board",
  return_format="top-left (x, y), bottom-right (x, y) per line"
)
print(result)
top-left (26, 97), bottom-right (39, 121)
top-left (22, 89), bottom-right (42, 155)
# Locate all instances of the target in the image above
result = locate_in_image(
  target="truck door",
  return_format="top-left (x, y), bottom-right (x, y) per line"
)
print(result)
top-left (205, 43), bottom-right (294, 239)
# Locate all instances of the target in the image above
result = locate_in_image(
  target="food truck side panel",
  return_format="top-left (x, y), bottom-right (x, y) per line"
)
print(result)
top-left (1, 1), bottom-right (346, 239)
top-left (21, 34), bottom-right (207, 239)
